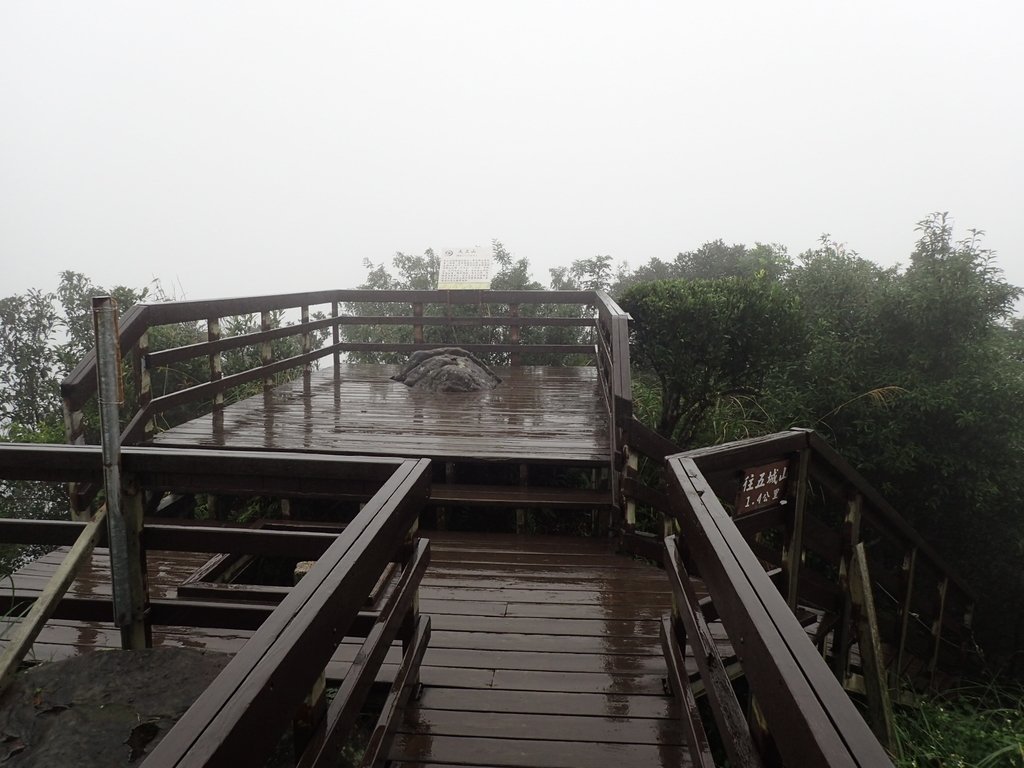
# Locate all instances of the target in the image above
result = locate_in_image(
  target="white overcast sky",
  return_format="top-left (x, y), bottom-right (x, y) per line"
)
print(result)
top-left (2, 1), bottom-right (1022, 302)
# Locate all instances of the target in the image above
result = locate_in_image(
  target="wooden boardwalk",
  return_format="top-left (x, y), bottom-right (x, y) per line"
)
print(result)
top-left (151, 364), bottom-right (610, 467)
top-left (394, 532), bottom-right (690, 768)
top-left (1, 532), bottom-right (696, 767)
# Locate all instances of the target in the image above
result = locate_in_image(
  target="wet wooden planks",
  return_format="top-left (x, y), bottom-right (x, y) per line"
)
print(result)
top-left (389, 531), bottom-right (693, 768)
top-left (151, 364), bottom-right (610, 465)
top-left (0, 532), bottom-right (697, 766)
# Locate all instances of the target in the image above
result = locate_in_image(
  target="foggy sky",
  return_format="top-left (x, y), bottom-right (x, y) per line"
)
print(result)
top-left (2, 1), bottom-right (1022, 302)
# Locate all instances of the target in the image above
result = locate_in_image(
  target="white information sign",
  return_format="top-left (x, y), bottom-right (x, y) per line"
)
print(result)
top-left (437, 247), bottom-right (493, 289)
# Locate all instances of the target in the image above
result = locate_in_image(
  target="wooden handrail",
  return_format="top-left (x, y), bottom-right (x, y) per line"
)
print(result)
top-left (141, 458), bottom-right (430, 766)
top-left (59, 289), bottom-right (607, 454)
top-left (0, 446), bottom-right (433, 766)
top-left (665, 456), bottom-right (894, 767)
top-left (677, 428), bottom-right (976, 602)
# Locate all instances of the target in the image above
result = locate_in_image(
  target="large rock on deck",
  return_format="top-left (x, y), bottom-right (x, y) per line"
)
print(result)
top-left (392, 347), bottom-right (502, 392)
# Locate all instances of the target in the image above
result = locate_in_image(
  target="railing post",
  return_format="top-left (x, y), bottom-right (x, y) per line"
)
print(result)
top-left (848, 542), bottom-right (897, 751)
top-left (292, 559), bottom-right (327, 758)
top-left (93, 296), bottom-right (149, 650)
top-left (624, 447), bottom-right (638, 530)
top-left (301, 305), bottom-right (312, 360)
top-left (134, 330), bottom-right (154, 441)
top-left (509, 303), bottom-right (521, 366)
top-left (207, 318), bottom-right (223, 420)
top-left (261, 310), bottom-right (273, 390)
top-left (929, 575), bottom-right (950, 686)
top-left (412, 302), bottom-right (424, 344)
top-left (63, 397), bottom-right (89, 521)
top-left (782, 449), bottom-right (810, 610)
top-left (832, 491), bottom-right (863, 681)
top-left (892, 546), bottom-right (917, 689)
top-left (331, 300), bottom-right (341, 371)
top-left (301, 304), bottom-right (312, 396)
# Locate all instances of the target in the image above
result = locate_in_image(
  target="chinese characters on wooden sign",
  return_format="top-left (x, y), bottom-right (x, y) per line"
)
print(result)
top-left (735, 459), bottom-right (792, 516)
top-left (437, 247), bottom-right (493, 289)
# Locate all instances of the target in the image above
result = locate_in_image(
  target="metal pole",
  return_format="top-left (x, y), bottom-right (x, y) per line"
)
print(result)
top-left (93, 296), bottom-right (148, 649)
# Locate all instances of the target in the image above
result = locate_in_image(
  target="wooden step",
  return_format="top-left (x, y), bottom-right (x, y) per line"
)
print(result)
top-left (428, 484), bottom-right (612, 509)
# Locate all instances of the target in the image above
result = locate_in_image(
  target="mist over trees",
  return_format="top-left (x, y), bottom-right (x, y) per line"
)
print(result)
top-left (2, 214), bottom-right (1022, 667)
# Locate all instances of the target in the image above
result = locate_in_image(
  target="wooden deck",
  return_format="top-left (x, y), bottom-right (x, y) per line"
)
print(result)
top-left (1, 532), bottom-right (696, 767)
top-left (151, 364), bottom-right (610, 467)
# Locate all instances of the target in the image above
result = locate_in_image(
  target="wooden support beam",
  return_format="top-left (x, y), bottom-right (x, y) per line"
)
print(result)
top-left (832, 492), bottom-right (862, 680)
top-left (929, 576), bottom-right (950, 686)
top-left (849, 542), bottom-right (897, 753)
top-left (893, 546), bottom-right (917, 689)
top-left (783, 448), bottom-right (810, 610)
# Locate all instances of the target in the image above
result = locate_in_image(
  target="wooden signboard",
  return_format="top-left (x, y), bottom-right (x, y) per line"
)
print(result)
top-left (735, 459), bottom-right (791, 516)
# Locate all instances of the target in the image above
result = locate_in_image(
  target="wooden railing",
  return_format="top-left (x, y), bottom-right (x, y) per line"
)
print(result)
top-left (59, 288), bottom-right (611, 516)
top-left (663, 454), bottom-right (894, 767)
top-left (60, 289), bottom-right (605, 444)
top-left (677, 430), bottom-right (977, 691)
top-left (644, 430), bottom-right (980, 764)
top-left (0, 443), bottom-right (431, 767)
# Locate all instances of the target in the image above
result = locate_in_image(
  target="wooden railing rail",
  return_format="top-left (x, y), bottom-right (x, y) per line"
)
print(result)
top-left (0, 444), bottom-right (432, 767)
top-left (676, 429), bottom-right (976, 687)
top-left (59, 289), bottom-right (610, 516)
top-left (664, 456), bottom-right (894, 767)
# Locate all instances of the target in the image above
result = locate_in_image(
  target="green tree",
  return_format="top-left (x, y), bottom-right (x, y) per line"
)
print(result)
top-left (620, 276), bottom-right (804, 445)
top-left (613, 240), bottom-right (791, 294)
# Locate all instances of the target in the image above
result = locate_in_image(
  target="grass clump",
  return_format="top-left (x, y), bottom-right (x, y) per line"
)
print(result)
top-left (894, 683), bottom-right (1024, 767)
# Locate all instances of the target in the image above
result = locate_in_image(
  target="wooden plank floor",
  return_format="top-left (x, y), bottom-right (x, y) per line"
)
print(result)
top-left (390, 531), bottom-right (692, 768)
top-left (1, 532), bottom-right (696, 766)
top-left (151, 364), bottom-right (610, 466)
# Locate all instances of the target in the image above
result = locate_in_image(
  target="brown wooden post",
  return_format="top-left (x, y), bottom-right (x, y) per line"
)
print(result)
top-left (401, 508), bottom-right (422, 659)
top-left (93, 296), bottom-right (150, 650)
top-left (261, 310), bottom-right (273, 390)
top-left (624, 447), bottom-right (638, 530)
top-left (412, 302), bottom-right (424, 344)
top-left (849, 542), bottom-right (897, 751)
top-left (783, 449), bottom-right (810, 610)
top-left (292, 559), bottom-right (327, 758)
top-left (892, 546), bottom-right (917, 689)
top-left (509, 303), bottom-right (521, 367)
top-left (134, 330), bottom-right (154, 441)
top-left (832, 491), bottom-right (862, 681)
top-left (301, 304), bottom-right (312, 396)
top-left (929, 576), bottom-right (949, 686)
top-left (120, 473), bottom-right (151, 649)
top-left (63, 398), bottom-right (89, 521)
top-left (207, 318), bottom-right (223, 412)
top-left (331, 300), bottom-right (341, 371)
